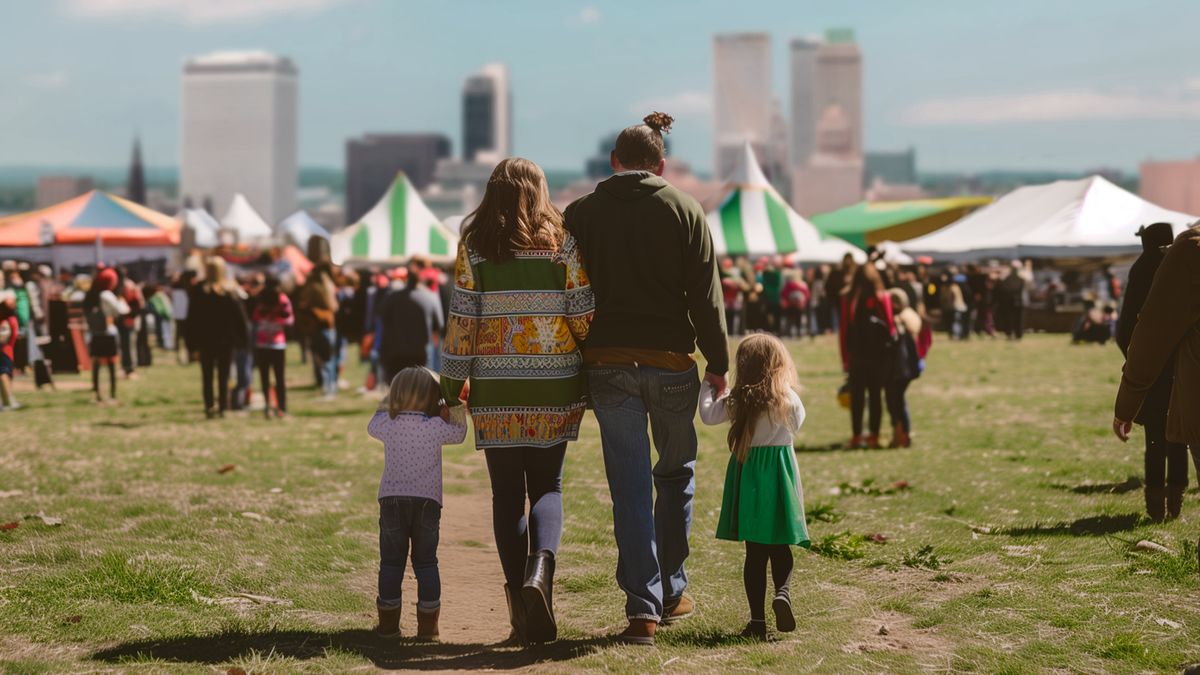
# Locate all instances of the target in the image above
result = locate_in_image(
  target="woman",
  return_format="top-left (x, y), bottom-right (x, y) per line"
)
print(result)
top-left (299, 262), bottom-right (340, 399)
top-left (187, 257), bottom-right (249, 418)
top-left (440, 157), bottom-right (593, 646)
top-left (252, 274), bottom-right (294, 419)
top-left (838, 263), bottom-right (895, 449)
top-left (885, 288), bottom-right (927, 448)
top-left (82, 268), bottom-right (129, 403)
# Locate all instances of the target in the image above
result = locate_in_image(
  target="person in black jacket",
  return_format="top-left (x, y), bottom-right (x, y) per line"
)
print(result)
top-left (1115, 222), bottom-right (1195, 521)
top-left (187, 257), bottom-right (250, 419)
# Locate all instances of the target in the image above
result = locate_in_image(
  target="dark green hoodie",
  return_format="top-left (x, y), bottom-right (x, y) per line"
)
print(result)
top-left (565, 172), bottom-right (729, 375)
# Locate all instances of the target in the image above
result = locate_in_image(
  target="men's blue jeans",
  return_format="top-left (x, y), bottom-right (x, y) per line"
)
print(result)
top-left (377, 496), bottom-right (441, 611)
top-left (588, 364), bottom-right (700, 621)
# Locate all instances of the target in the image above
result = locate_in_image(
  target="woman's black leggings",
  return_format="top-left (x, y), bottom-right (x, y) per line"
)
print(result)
top-left (484, 443), bottom-right (567, 589)
top-left (255, 348), bottom-right (287, 413)
top-left (849, 367), bottom-right (885, 436)
top-left (744, 542), bottom-right (793, 621)
top-left (1144, 419), bottom-right (1194, 489)
top-left (199, 346), bottom-right (232, 413)
top-left (92, 361), bottom-right (116, 399)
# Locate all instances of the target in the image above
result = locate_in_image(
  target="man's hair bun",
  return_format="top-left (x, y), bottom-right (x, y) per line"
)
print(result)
top-left (643, 111), bottom-right (674, 134)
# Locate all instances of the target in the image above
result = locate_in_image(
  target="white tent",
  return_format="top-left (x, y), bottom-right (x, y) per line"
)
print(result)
top-left (179, 208), bottom-right (220, 248)
top-left (707, 142), bottom-right (865, 263)
top-left (278, 210), bottom-right (330, 250)
top-left (903, 176), bottom-right (1196, 261)
top-left (443, 214), bottom-right (468, 235)
top-left (330, 173), bottom-right (458, 264)
top-left (220, 193), bottom-right (273, 243)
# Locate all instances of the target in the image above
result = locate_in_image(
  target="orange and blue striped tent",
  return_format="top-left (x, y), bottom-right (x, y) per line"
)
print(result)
top-left (0, 190), bottom-right (180, 247)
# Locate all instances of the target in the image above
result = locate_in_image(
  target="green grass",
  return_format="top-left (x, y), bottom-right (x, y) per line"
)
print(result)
top-left (2, 335), bottom-right (1199, 673)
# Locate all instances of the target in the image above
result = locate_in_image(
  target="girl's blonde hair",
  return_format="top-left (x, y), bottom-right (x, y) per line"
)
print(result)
top-left (202, 256), bottom-right (234, 296)
top-left (726, 334), bottom-right (799, 463)
top-left (386, 367), bottom-right (442, 419)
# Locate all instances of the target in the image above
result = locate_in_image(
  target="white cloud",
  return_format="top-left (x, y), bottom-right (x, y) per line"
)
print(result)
top-left (899, 86), bottom-right (1200, 126)
top-left (630, 91), bottom-right (711, 117)
top-left (25, 71), bottom-right (70, 90)
top-left (64, 0), bottom-right (349, 24)
top-left (576, 6), bottom-right (601, 25)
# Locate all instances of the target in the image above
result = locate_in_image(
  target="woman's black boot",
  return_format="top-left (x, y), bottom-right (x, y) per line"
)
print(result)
top-left (501, 584), bottom-right (527, 646)
top-left (522, 550), bottom-right (557, 643)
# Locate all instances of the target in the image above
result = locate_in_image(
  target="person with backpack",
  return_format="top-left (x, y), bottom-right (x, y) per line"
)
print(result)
top-left (885, 288), bottom-right (928, 448)
top-left (82, 267), bottom-right (129, 403)
top-left (838, 264), bottom-right (896, 449)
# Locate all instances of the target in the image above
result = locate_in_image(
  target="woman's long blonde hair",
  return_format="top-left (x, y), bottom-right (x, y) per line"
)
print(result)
top-left (462, 157), bottom-right (564, 261)
top-left (202, 256), bottom-right (234, 296)
top-left (386, 367), bottom-right (442, 419)
top-left (726, 334), bottom-right (799, 463)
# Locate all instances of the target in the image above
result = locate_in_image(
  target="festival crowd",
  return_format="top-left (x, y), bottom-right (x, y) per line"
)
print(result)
top-left (2, 111), bottom-right (1196, 648)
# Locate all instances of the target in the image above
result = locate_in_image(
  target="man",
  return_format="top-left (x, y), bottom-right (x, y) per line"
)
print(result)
top-left (377, 267), bottom-right (443, 384)
top-left (564, 111), bottom-right (728, 645)
top-left (1114, 223), bottom-right (1200, 519)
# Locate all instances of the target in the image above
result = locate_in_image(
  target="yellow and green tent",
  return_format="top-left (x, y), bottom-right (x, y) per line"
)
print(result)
top-left (810, 197), bottom-right (992, 249)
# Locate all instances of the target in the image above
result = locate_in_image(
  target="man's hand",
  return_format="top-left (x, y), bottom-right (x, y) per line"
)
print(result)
top-left (458, 379), bottom-right (470, 403)
top-left (704, 371), bottom-right (727, 397)
top-left (1113, 417), bottom-right (1133, 442)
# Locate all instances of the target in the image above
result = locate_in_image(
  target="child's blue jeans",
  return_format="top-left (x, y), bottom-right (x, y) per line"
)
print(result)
top-left (377, 496), bottom-right (440, 611)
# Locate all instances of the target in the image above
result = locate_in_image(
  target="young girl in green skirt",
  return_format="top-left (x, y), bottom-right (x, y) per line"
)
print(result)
top-left (700, 334), bottom-right (810, 640)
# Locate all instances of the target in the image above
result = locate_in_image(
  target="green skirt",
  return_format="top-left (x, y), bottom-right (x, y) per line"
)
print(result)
top-left (715, 445), bottom-right (810, 547)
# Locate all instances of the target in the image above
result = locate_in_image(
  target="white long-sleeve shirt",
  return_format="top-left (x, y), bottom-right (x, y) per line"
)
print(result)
top-left (698, 380), bottom-right (806, 446)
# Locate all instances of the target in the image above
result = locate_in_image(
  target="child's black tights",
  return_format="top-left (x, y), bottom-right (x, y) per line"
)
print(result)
top-left (92, 361), bottom-right (116, 400)
top-left (744, 542), bottom-right (793, 621)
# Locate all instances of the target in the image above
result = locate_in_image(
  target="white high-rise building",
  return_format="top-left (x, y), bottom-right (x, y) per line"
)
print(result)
top-left (712, 33), bottom-right (773, 181)
top-left (180, 50), bottom-right (298, 225)
top-left (790, 30), bottom-right (863, 168)
top-left (462, 63), bottom-right (511, 162)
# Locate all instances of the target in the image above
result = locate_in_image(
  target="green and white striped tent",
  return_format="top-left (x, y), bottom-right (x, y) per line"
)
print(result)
top-left (707, 143), bottom-right (865, 263)
top-left (330, 172), bottom-right (458, 264)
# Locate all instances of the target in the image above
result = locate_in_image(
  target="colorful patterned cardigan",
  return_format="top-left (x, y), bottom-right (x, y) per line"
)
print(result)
top-left (440, 234), bottom-right (594, 449)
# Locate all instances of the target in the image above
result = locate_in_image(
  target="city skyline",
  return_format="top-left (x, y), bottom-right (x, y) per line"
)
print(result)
top-left (3, 1), bottom-right (1200, 174)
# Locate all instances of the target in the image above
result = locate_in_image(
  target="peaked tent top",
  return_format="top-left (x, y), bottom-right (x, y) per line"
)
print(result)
top-left (811, 196), bottom-right (993, 248)
top-left (0, 190), bottom-right (180, 247)
top-left (330, 172), bottom-right (458, 264)
top-left (180, 208), bottom-right (220, 248)
top-left (279, 210), bottom-right (330, 249)
top-left (903, 175), bottom-right (1197, 260)
top-left (706, 142), bottom-right (865, 263)
top-left (220, 193), bottom-right (273, 240)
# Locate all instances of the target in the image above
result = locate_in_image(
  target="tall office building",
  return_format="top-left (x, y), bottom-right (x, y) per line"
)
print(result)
top-left (462, 63), bottom-right (511, 162)
top-left (345, 133), bottom-right (451, 224)
top-left (180, 50), bottom-right (298, 224)
top-left (790, 30), bottom-right (863, 167)
top-left (126, 137), bottom-right (146, 205)
top-left (712, 33), bottom-right (774, 182)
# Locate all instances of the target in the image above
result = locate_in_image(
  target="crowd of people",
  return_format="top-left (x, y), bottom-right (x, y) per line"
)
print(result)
top-left (4, 111), bottom-right (1195, 650)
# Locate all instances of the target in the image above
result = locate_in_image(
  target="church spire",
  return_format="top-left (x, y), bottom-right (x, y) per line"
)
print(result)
top-left (127, 136), bottom-right (146, 205)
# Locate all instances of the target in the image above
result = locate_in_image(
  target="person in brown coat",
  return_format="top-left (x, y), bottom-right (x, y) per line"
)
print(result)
top-left (1114, 223), bottom-right (1200, 520)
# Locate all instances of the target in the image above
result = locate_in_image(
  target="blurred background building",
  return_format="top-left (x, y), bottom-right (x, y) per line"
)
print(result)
top-left (179, 50), bottom-right (298, 225)
top-left (462, 63), bottom-right (511, 163)
top-left (345, 133), bottom-right (451, 224)
top-left (36, 176), bottom-right (94, 208)
top-left (1139, 158), bottom-right (1200, 215)
top-left (712, 32), bottom-right (789, 197)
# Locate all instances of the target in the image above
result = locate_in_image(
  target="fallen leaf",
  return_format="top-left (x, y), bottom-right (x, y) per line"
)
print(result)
top-left (866, 533), bottom-right (889, 543)
top-left (25, 512), bottom-right (63, 526)
top-left (240, 512), bottom-right (270, 522)
top-left (1133, 540), bottom-right (1172, 554)
top-left (891, 481), bottom-right (911, 490)
top-left (1155, 617), bottom-right (1182, 629)
top-left (227, 668), bottom-right (248, 675)
top-left (269, 487), bottom-right (282, 494)
top-left (63, 615), bottom-right (81, 624)
top-left (0, 522), bottom-right (18, 531)
top-left (217, 464), bottom-right (236, 474)
top-left (0, 490), bottom-right (23, 498)
top-left (877, 624), bottom-right (890, 636)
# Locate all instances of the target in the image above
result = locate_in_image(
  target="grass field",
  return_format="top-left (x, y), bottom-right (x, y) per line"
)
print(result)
top-left (1, 334), bottom-right (1198, 674)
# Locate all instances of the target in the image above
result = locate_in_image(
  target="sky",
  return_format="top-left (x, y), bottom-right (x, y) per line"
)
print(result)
top-left (2, 0), bottom-right (1199, 174)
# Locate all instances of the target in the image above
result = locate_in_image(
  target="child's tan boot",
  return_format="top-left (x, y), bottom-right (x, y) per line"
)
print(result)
top-left (416, 606), bottom-right (440, 641)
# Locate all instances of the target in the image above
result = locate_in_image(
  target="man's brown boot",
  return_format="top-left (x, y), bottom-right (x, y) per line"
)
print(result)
top-left (1167, 485), bottom-right (1186, 520)
top-left (660, 593), bottom-right (694, 625)
top-left (416, 606), bottom-right (439, 641)
top-left (617, 618), bottom-right (656, 646)
top-left (1145, 486), bottom-right (1167, 522)
top-left (374, 606), bottom-right (401, 638)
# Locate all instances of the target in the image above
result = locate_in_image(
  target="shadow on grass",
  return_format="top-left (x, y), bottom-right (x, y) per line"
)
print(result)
top-left (794, 442), bottom-right (901, 454)
top-left (289, 408), bottom-right (365, 418)
top-left (93, 420), bottom-right (149, 429)
top-left (90, 630), bottom-right (610, 671)
top-left (1000, 513), bottom-right (1143, 537)
top-left (1054, 476), bottom-right (1143, 495)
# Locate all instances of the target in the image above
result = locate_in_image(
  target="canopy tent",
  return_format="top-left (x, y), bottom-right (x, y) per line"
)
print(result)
top-left (707, 143), bottom-right (865, 263)
top-left (278, 210), bottom-right (330, 251)
top-left (811, 196), bottom-right (992, 248)
top-left (443, 214), bottom-right (467, 235)
top-left (180, 208), bottom-right (220, 248)
top-left (0, 190), bottom-right (180, 266)
top-left (903, 176), bottom-right (1196, 261)
top-left (330, 172), bottom-right (458, 264)
top-left (874, 240), bottom-right (914, 266)
top-left (276, 244), bottom-right (314, 284)
top-left (220, 193), bottom-right (273, 243)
